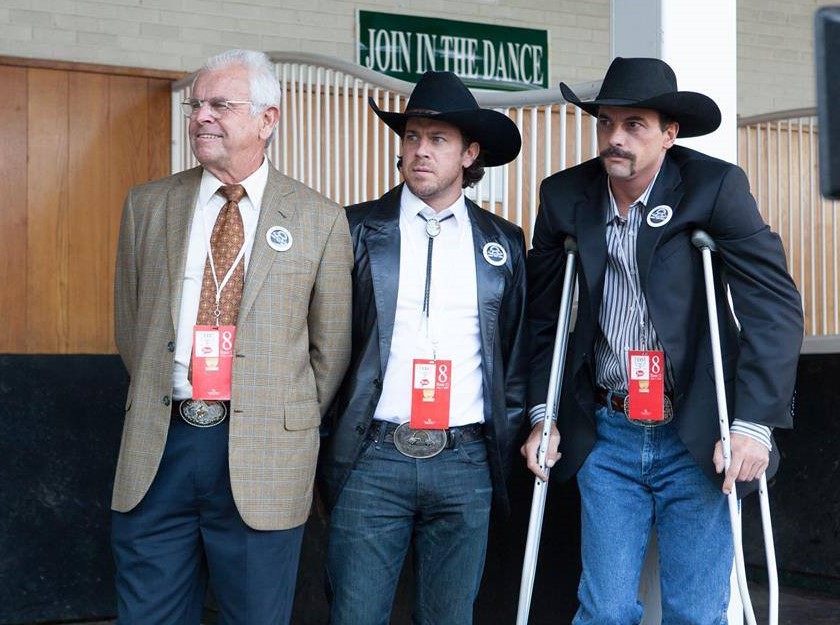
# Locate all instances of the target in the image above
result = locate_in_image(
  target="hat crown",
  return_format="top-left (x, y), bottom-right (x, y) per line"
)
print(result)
top-left (368, 70), bottom-right (522, 166)
top-left (596, 57), bottom-right (679, 104)
top-left (558, 56), bottom-right (721, 138)
top-left (403, 71), bottom-right (480, 114)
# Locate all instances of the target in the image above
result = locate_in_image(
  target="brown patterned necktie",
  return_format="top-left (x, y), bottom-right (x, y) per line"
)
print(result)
top-left (196, 184), bottom-right (246, 327)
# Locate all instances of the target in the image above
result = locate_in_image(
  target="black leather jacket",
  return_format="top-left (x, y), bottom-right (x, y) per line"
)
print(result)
top-left (318, 185), bottom-right (529, 516)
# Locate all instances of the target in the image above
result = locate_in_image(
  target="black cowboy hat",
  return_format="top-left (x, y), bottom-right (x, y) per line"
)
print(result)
top-left (559, 57), bottom-right (721, 138)
top-left (369, 71), bottom-right (521, 167)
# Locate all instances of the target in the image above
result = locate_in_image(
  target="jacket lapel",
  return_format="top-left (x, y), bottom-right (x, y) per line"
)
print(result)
top-left (575, 172), bottom-right (609, 316)
top-left (467, 200), bottom-right (506, 385)
top-left (636, 154), bottom-right (684, 294)
top-left (166, 168), bottom-right (202, 331)
top-left (239, 166), bottom-right (298, 320)
top-left (365, 187), bottom-right (402, 373)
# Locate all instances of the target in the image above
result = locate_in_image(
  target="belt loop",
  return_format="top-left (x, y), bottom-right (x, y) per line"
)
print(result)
top-left (374, 420), bottom-right (387, 449)
top-left (451, 427), bottom-right (461, 451)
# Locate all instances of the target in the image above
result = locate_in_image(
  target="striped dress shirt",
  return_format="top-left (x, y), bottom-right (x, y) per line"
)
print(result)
top-left (594, 175), bottom-right (671, 391)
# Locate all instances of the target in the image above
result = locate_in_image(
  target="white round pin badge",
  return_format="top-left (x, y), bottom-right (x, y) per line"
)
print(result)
top-left (266, 226), bottom-right (293, 251)
top-left (646, 205), bottom-right (673, 228)
top-left (482, 242), bottom-right (507, 266)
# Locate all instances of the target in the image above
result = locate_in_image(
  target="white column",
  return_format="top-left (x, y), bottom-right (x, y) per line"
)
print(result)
top-left (610, 2), bottom-right (742, 624)
top-left (611, 0), bottom-right (737, 162)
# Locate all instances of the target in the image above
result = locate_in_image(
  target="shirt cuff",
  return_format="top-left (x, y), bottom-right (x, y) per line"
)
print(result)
top-left (730, 419), bottom-right (773, 451)
top-left (529, 403), bottom-right (550, 427)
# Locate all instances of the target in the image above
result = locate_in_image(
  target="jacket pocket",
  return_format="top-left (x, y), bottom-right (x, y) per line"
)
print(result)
top-left (284, 399), bottom-right (320, 431)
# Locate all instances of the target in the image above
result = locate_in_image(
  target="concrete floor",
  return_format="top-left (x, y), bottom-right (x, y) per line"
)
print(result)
top-left (68, 583), bottom-right (840, 624)
top-left (751, 583), bottom-right (840, 625)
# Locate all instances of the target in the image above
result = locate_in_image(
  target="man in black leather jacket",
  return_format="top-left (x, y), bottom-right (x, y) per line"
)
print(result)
top-left (318, 71), bottom-right (528, 624)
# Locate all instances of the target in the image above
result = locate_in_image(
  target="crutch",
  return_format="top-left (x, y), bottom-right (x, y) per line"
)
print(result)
top-left (691, 230), bottom-right (779, 625)
top-left (516, 235), bottom-right (577, 625)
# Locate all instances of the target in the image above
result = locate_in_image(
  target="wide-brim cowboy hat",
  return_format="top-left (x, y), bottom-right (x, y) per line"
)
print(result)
top-left (559, 57), bottom-right (721, 138)
top-left (369, 71), bottom-right (521, 167)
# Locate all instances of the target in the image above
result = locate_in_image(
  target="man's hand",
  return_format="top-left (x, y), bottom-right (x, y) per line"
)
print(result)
top-left (713, 433), bottom-right (769, 495)
top-left (520, 421), bottom-right (561, 480)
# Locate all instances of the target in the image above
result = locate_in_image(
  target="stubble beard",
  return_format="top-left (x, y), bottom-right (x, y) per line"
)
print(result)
top-left (406, 168), bottom-right (461, 205)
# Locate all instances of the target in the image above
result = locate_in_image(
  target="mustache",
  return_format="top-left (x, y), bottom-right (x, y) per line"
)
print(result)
top-left (600, 147), bottom-right (635, 161)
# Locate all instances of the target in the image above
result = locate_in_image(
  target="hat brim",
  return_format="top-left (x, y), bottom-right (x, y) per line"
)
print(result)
top-left (369, 98), bottom-right (522, 167)
top-left (559, 82), bottom-right (721, 138)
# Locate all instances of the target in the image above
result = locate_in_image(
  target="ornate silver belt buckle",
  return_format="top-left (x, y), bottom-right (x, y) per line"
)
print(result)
top-left (624, 394), bottom-right (673, 427)
top-left (179, 399), bottom-right (227, 427)
top-left (392, 422), bottom-right (447, 458)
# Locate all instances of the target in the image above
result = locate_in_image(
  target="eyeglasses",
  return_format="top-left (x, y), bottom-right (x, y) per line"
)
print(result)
top-left (181, 98), bottom-right (254, 118)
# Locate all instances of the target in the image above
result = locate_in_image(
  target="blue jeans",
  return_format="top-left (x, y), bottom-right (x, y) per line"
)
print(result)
top-left (573, 403), bottom-right (732, 625)
top-left (326, 427), bottom-right (493, 625)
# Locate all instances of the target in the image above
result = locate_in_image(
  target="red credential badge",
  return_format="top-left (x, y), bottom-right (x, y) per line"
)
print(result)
top-left (410, 358), bottom-right (452, 429)
top-left (627, 350), bottom-right (665, 422)
top-left (191, 325), bottom-right (236, 400)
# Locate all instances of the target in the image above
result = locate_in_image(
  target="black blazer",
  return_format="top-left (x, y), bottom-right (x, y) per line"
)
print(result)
top-left (318, 184), bottom-right (529, 516)
top-left (527, 145), bottom-right (803, 487)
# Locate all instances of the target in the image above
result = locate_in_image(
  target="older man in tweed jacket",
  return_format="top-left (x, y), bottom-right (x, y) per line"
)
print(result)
top-left (111, 49), bottom-right (351, 624)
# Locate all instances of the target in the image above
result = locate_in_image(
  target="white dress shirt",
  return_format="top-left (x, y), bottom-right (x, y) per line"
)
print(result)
top-left (171, 159), bottom-right (269, 401)
top-left (373, 186), bottom-right (485, 427)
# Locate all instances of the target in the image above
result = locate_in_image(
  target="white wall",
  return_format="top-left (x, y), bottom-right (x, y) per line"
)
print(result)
top-left (0, 0), bottom-right (830, 117)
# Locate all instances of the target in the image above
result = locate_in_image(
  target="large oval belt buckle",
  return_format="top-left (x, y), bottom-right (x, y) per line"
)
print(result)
top-left (393, 422), bottom-right (447, 458)
top-left (179, 399), bottom-right (227, 428)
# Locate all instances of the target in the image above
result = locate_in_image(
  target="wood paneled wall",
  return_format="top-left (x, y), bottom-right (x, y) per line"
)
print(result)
top-left (0, 58), bottom-right (179, 354)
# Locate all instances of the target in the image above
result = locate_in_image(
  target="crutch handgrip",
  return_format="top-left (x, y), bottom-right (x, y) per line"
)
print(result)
top-left (564, 234), bottom-right (578, 253)
top-left (691, 229), bottom-right (718, 252)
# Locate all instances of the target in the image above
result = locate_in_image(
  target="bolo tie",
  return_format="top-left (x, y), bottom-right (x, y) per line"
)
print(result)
top-left (417, 213), bottom-right (454, 321)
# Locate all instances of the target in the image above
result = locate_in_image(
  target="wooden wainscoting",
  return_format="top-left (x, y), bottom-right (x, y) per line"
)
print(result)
top-left (0, 57), bottom-right (182, 354)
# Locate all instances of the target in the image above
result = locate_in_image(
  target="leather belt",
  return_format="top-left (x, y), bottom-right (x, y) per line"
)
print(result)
top-left (171, 399), bottom-right (229, 427)
top-left (368, 421), bottom-right (484, 458)
top-left (595, 387), bottom-right (674, 426)
top-left (596, 387), bottom-right (628, 413)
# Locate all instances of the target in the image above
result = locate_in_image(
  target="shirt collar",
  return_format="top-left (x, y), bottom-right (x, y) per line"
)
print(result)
top-left (606, 167), bottom-right (661, 223)
top-left (400, 184), bottom-right (468, 224)
top-left (198, 158), bottom-right (269, 212)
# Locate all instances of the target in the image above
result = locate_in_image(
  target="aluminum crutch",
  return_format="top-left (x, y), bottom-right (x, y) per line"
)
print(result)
top-left (691, 229), bottom-right (779, 625)
top-left (516, 235), bottom-right (577, 625)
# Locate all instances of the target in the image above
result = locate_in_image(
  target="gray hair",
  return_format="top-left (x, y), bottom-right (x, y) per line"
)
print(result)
top-left (197, 49), bottom-right (280, 113)
top-left (195, 49), bottom-right (281, 142)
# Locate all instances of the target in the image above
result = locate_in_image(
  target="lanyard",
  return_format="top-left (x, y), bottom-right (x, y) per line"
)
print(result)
top-left (200, 200), bottom-right (252, 325)
top-left (611, 202), bottom-right (652, 348)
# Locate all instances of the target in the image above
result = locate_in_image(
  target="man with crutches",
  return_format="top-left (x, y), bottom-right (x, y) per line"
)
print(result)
top-left (522, 57), bottom-right (803, 623)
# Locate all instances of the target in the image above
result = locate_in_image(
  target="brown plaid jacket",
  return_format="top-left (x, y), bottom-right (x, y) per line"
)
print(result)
top-left (112, 165), bottom-right (352, 530)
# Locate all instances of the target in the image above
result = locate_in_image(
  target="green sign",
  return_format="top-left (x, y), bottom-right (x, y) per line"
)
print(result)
top-left (358, 10), bottom-right (549, 91)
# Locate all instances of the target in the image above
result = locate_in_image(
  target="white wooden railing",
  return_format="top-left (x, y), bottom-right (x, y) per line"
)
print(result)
top-left (172, 53), bottom-right (836, 345)
top-left (739, 110), bottom-right (839, 348)
top-left (172, 52), bottom-right (599, 246)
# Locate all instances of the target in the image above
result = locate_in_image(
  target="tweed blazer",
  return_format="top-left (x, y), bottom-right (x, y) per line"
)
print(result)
top-left (112, 164), bottom-right (353, 530)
